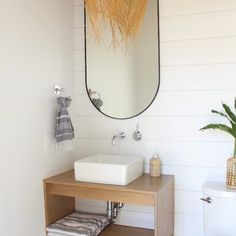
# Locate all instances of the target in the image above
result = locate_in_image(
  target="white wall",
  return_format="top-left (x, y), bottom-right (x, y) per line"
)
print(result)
top-left (73, 1), bottom-right (236, 236)
top-left (0, 1), bottom-right (75, 236)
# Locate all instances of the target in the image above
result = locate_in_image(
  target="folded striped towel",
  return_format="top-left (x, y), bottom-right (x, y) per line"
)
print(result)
top-left (48, 233), bottom-right (68, 236)
top-left (55, 97), bottom-right (74, 154)
top-left (47, 212), bottom-right (109, 236)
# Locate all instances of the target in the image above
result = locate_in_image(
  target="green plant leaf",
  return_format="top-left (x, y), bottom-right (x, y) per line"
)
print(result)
top-left (200, 123), bottom-right (236, 138)
top-left (234, 98), bottom-right (236, 110)
top-left (222, 103), bottom-right (236, 123)
top-left (230, 121), bottom-right (235, 127)
top-left (232, 123), bottom-right (236, 137)
top-left (211, 110), bottom-right (230, 121)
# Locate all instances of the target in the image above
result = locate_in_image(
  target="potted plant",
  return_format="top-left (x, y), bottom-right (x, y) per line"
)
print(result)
top-left (200, 99), bottom-right (236, 189)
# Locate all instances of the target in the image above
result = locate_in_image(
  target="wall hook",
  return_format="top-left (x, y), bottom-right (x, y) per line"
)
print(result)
top-left (54, 85), bottom-right (65, 96)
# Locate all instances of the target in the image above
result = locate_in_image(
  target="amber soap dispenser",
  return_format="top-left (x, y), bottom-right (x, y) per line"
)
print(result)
top-left (150, 154), bottom-right (161, 177)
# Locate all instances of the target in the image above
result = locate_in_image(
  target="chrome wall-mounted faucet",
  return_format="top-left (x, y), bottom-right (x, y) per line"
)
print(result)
top-left (111, 132), bottom-right (126, 145)
top-left (133, 123), bottom-right (142, 141)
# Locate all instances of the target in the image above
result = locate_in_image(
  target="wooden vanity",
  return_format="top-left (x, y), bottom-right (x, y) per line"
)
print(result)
top-left (43, 170), bottom-right (174, 236)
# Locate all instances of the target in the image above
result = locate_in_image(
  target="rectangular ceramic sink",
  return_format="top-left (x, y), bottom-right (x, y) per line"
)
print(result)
top-left (74, 154), bottom-right (144, 185)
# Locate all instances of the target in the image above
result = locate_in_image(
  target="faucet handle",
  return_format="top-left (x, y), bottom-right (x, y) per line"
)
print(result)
top-left (119, 132), bottom-right (126, 138)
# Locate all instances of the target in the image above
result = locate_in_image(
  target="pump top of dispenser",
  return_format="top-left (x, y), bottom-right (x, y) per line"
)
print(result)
top-left (152, 154), bottom-right (159, 158)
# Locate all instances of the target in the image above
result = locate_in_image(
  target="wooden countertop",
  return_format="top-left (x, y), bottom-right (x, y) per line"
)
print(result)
top-left (44, 170), bottom-right (174, 194)
top-left (44, 170), bottom-right (174, 206)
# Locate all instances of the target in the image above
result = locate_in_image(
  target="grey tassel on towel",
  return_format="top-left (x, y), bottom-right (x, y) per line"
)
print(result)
top-left (55, 97), bottom-right (74, 154)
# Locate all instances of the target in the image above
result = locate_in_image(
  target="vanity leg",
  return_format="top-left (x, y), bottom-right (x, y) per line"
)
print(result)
top-left (154, 178), bottom-right (174, 236)
top-left (43, 182), bottom-right (75, 227)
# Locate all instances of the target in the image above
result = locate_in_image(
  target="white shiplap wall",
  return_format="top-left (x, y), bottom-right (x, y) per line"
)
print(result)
top-left (73, 1), bottom-right (236, 235)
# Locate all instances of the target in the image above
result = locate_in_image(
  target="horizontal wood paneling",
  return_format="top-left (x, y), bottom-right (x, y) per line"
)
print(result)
top-left (161, 37), bottom-right (236, 66)
top-left (160, 64), bottom-right (236, 91)
top-left (74, 90), bottom-right (236, 117)
top-left (75, 139), bottom-right (231, 168)
top-left (160, 0), bottom-right (236, 17)
top-left (162, 165), bottom-right (225, 191)
top-left (146, 90), bottom-right (236, 116)
top-left (73, 1), bottom-right (236, 235)
top-left (161, 11), bottom-right (236, 41)
top-left (75, 116), bottom-right (232, 142)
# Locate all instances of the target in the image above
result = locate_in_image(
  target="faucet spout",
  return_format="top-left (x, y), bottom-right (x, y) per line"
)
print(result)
top-left (112, 135), bottom-right (117, 145)
top-left (111, 132), bottom-right (126, 145)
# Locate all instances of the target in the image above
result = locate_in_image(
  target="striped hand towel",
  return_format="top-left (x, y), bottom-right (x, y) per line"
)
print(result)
top-left (55, 97), bottom-right (74, 154)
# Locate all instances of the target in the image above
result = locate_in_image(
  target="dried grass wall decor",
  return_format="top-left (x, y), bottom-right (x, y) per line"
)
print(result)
top-left (85, 0), bottom-right (148, 49)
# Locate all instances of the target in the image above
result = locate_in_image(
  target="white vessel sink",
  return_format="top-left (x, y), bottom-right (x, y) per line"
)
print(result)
top-left (74, 154), bottom-right (144, 185)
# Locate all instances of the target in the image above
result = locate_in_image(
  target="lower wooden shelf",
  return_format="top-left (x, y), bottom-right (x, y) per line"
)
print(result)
top-left (44, 170), bottom-right (174, 236)
top-left (100, 224), bottom-right (154, 236)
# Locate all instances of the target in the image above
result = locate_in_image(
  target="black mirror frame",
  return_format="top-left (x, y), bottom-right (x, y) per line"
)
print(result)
top-left (84, 0), bottom-right (160, 120)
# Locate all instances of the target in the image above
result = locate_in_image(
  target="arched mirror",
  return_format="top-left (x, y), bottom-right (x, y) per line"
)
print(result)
top-left (85, 0), bottom-right (160, 119)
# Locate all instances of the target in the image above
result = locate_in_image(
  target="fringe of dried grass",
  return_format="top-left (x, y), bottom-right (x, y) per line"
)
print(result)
top-left (85, 0), bottom-right (148, 50)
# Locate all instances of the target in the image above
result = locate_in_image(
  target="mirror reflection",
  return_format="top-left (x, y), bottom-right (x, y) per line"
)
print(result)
top-left (85, 0), bottom-right (160, 119)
